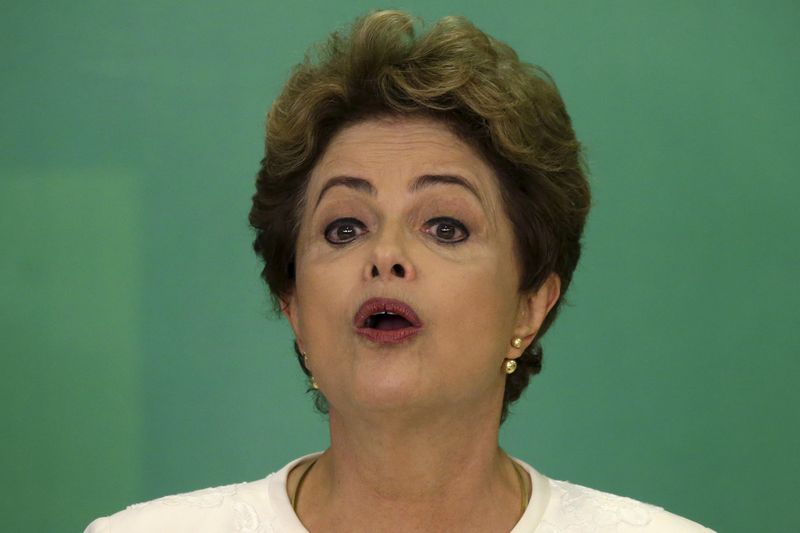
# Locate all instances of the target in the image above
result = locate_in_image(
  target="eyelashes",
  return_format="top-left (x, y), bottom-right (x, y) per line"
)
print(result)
top-left (324, 217), bottom-right (365, 245)
top-left (323, 217), bottom-right (470, 245)
top-left (425, 217), bottom-right (469, 244)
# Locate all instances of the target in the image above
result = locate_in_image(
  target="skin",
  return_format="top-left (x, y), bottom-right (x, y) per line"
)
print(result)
top-left (282, 117), bottom-right (560, 533)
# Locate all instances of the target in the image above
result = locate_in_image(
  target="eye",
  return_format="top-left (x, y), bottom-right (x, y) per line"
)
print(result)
top-left (424, 217), bottom-right (469, 244)
top-left (324, 217), bottom-right (368, 244)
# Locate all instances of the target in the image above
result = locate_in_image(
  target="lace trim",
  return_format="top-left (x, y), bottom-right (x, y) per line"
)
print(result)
top-left (538, 479), bottom-right (659, 531)
top-left (125, 482), bottom-right (265, 532)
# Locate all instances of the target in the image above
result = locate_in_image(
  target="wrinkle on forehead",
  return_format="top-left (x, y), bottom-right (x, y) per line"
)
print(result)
top-left (309, 117), bottom-right (504, 231)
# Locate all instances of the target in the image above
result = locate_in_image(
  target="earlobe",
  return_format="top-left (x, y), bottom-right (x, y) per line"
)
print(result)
top-left (281, 293), bottom-right (307, 353)
top-left (515, 273), bottom-right (561, 344)
top-left (540, 273), bottom-right (561, 317)
top-left (279, 296), bottom-right (291, 321)
top-left (280, 293), bottom-right (300, 334)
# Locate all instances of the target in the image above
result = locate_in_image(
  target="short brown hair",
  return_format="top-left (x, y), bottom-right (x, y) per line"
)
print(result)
top-left (249, 10), bottom-right (590, 421)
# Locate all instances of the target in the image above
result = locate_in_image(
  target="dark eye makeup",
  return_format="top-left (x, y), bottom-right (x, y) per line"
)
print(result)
top-left (323, 216), bottom-right (470, 245)
top-left (423, 217), bottom-right (469, 244)
top-left (324, 217), bottom-right (367, 244)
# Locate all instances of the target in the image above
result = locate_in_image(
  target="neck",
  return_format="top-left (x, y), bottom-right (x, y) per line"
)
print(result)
top-left (295, 396), bottom-right (526, 533)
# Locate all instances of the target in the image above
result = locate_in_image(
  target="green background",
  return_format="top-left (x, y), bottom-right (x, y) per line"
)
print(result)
top-left (2, 1), bottom-right (797, 531)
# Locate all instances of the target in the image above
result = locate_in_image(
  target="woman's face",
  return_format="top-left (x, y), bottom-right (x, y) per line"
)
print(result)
top-left (283, 117), bottom-right (556, 418)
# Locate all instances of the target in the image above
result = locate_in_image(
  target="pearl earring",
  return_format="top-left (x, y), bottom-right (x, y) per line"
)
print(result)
top-left (511, 337), bottom-right (523, 349)
top-left (504, 359), bottom-right (518, 374)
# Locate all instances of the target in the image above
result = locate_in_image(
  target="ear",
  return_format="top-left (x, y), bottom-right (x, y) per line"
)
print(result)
top-left (279, 292), bottom-right (305, 353)
top-left (509, 273), bottom-right (561, 357)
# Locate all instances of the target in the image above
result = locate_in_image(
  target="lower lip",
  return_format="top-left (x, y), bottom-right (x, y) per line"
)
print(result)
top-left (355, 326), bottom-right (422, 344)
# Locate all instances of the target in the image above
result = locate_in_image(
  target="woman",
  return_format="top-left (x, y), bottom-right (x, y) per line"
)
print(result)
top-left (86, 10), bottom-right (711, 532)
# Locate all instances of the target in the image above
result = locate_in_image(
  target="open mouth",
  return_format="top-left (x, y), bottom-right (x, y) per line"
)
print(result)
top-left (364, 312), bottom-right (414, 331)
top-left (354, 298), bottom-right (422, 344)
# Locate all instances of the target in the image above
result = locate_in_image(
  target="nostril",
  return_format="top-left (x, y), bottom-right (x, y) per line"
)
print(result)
top-left (392, 264), bottom-right (405, 277)
top-left (371, 265), bottom-right (379, 278)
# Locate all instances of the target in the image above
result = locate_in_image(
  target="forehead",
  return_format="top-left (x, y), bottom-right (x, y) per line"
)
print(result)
top-left (308, 117), bottom-right (502, 211)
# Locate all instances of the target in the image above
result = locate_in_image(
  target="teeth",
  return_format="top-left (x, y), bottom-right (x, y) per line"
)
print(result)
top-left (365, 311), bottom-right (399, 328)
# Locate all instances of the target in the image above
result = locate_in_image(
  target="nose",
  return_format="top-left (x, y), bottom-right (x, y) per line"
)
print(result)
top-left (363, 225), bottom-right (417, 282)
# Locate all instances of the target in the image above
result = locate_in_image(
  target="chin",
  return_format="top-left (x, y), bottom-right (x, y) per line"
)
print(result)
top-left (344, 374), bottom-right (435, 415)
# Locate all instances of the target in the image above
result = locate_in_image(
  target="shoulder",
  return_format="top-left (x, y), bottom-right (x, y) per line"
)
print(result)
top-left (83, 477), bottom-right (275, 533)
top-left (539, 477), bottom-right (714, 532)
top-left (84, 454), bottom-right (319, 533)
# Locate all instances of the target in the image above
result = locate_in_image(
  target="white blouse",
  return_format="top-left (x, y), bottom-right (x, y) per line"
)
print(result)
top-left (85, 454), bottom-right (713, 532)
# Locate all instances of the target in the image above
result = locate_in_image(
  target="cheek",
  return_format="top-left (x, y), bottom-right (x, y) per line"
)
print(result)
top-left (293, 250), bottom-right (360, 348)
top-left (432, 254), bottom-right (519, 356)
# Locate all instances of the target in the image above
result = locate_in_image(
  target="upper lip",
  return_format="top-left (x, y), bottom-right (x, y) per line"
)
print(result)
top-left (353, 298), bottom-right (423, 328)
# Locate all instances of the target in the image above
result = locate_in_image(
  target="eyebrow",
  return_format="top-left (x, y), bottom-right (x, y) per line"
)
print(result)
top-left (313, 174), bottom-right (484, 211)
